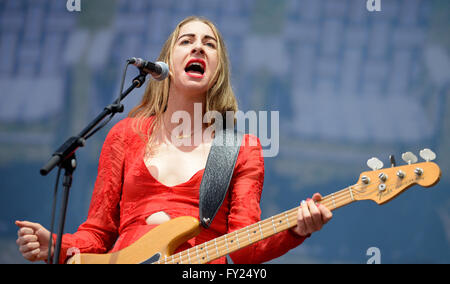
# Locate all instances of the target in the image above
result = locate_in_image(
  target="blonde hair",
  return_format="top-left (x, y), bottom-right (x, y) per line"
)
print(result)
top-left (128, 16), bottom-right (238, 147)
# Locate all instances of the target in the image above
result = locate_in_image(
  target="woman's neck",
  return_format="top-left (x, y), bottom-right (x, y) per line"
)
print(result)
top-left (162, 88), bottom-right (208, 143)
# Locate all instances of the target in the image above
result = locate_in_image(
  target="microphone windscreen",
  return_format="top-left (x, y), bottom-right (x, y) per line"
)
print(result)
top-left (154, 61), bottom-right (169, 80)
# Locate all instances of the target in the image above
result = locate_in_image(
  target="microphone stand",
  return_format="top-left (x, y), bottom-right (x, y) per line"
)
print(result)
top-left (40, 68), bottom-right (148, 264)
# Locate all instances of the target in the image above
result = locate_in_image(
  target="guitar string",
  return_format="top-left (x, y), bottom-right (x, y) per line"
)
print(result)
top-left (161, 193), bottom-right (358, 264)
top-left (159, 185), bottom-right (357, 264)
top-left (160, 182), bottom-right (383, 264)
top-left (162, 195), bottom-right (337, 264)
top-left (178, 171), bottom-right (427, 264)
top-left (157, 165), bottom-right (429, 263)
top-left (160, 182), bottom-right (381, 264)
top-left (160, 179), bottom-right (406, 264)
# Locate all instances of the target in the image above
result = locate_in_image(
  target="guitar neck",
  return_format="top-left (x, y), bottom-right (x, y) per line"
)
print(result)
top-left (157, 185), bottom-right (357, 264)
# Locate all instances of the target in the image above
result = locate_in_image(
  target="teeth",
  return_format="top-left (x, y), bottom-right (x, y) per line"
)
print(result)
top-left (189, 62), bottom-right (203, 68)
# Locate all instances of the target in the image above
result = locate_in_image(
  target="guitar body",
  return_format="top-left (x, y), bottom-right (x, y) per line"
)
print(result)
top-left (66, 216), bottom-right (201, 264)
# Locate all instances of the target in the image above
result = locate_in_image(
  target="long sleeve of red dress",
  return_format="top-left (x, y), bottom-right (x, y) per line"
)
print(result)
top-left (56, 118), bottom-right (307, 264)
top-left (54, 120), bottom-right (126, 264)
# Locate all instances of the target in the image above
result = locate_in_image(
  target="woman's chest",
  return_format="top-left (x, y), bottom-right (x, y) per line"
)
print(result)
top-left (143, 141), bottom-right (211, 187)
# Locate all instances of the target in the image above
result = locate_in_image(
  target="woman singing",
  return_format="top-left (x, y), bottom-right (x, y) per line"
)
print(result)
top-left (15, 16), bottom-right (332, 264)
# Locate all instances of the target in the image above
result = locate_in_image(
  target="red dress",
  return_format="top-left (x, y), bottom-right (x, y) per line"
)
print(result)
top-left (57, 117), bottom-right (306, 263)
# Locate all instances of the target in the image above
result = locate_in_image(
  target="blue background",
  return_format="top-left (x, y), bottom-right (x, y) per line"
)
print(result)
top-left (0, 0), bottom-right (449, 263)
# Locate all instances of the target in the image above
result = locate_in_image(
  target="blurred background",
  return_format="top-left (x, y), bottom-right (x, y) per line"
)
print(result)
top-left (0, 0), bottom-right (449, 263)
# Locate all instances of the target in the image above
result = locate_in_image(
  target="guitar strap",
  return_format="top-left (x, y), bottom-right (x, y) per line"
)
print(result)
top-left (199, 127), bottom-right (244, 229)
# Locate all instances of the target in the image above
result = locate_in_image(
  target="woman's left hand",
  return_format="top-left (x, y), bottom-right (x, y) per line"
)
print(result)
top-left (291, 193), bottom-right (333, 237)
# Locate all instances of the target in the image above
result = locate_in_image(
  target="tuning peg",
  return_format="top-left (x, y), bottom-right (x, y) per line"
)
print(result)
top-left (402, 152), bottom-right (418, 164)
top-left (419, 148), bottom-right (436, 162)
top-left (389, 155), bottom-right (396, 167)
top-left (367, 157), bottom-right (383, 171)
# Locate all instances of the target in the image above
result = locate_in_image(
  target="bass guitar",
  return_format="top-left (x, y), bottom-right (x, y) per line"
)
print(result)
top-left (67, 149), bottom-right (441, 264)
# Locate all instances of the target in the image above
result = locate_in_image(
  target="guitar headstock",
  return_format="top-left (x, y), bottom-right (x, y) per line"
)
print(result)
top-left (352, 149), bottom-right (441, 205)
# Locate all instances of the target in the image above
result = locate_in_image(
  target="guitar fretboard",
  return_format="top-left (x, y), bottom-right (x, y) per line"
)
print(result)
top-left (156, 185), bottom-right (357, 264)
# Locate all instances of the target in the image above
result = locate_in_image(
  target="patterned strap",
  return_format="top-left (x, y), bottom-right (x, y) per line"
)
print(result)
top-left (199, 128), bottom-right (244, 228)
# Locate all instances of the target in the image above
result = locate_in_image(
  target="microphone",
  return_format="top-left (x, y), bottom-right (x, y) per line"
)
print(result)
top-left (128, 57), bottom-right (169, 81)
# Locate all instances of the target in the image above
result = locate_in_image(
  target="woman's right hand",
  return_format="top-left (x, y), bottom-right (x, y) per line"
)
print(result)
top-left (15, 220), bottom-right (52, 262)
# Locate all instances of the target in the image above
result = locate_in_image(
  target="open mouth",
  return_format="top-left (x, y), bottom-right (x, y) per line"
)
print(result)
top-left (184, 58), bottom-right (206, 78)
